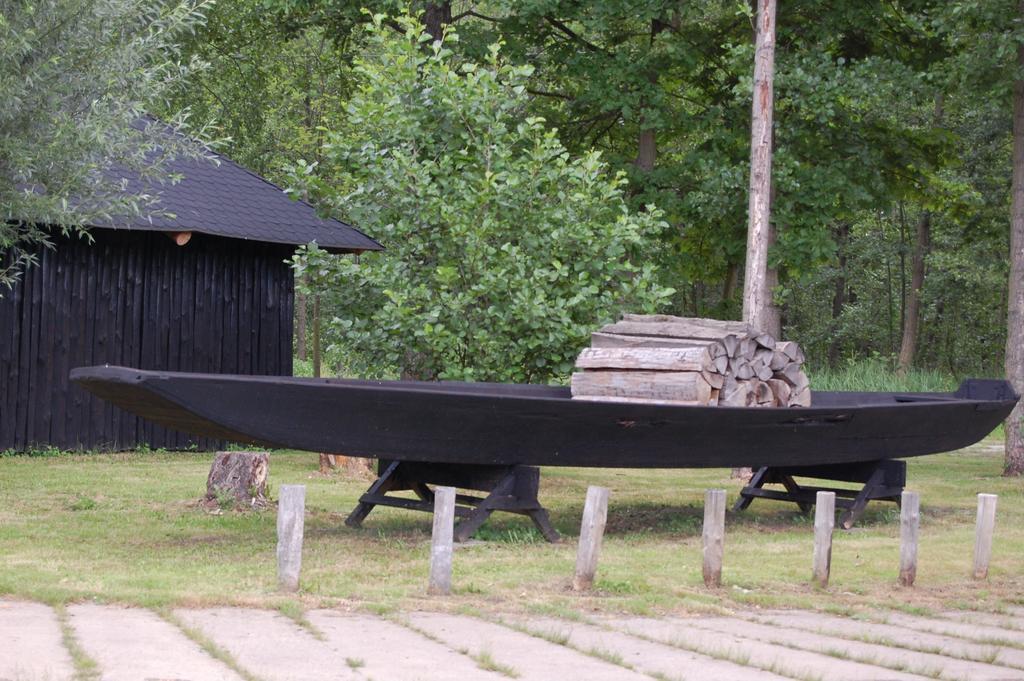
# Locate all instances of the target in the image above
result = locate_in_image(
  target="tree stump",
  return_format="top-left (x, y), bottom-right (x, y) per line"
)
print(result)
top-left (318, 453), bottom-right (338, 474)
top-left (340, 455), bottom-right (375, 479)
top-left (319, 453), bottom-right (374, 478)
top-left (206, 451), bottom-right (269, 509)
top-left (731, 467), bottom-right (754, 482)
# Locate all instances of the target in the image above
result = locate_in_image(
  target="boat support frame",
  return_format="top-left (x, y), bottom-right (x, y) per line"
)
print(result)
top-left (344, 460), bottom-right (561, 542)
top-left (733, 459), bottom-right (906, 529)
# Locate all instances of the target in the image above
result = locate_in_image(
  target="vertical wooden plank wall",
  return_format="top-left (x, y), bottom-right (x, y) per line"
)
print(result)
top-left (0, 230), bottom-right (295, 451)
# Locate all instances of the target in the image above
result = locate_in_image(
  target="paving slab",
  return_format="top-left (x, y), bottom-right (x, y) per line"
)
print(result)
top-left (878, 611), bottom-right (1024, 646)
top-left (939, 610), bottom-right (1024, 634)
top-left (758, 610), bottom-right (1024, 671)
top-left (692, 614), bottom-right (1024, 681)
top-left (174, 608), bottom-right (358, 681)
top-left (511, 615), bottom-right (790, 681)
top-left (0, 600), bottom-right (74, 681)
top-left (307, 609), bottom-right (509, 681)
top-left (405, 612), bottom-right (647, 681)
top-left (608, 615), bottom-right (930, 681)
top-left (68, 604), bottom-right (243, 681)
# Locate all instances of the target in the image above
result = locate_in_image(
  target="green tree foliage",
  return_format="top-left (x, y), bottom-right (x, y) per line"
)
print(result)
top-left (0, 0), bottom-right (213, 288)
top-left (463, 3), bottom-right (954, 277)
top-left (164, 1), bottom-right (1021, 381)
top-left (786, 1), bottom-right (1022, 375)
top-left (288, 15), bottom-right (674, 382)
top-left (162, 0), bottom-right (382, 179)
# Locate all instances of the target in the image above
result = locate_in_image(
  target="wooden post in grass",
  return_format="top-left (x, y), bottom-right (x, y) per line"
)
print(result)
top-left (573, 486), bottom-right (610, 591)
top-left (702, 489), bottom-right (726, 587)
top-left (973, 493), bottom-right (998, 580)
top-left (429, 486), bottom-right (456, 595)
top-left (899, 490), bottom-right (920, 587)
top-left (276, 485), bottom-right (306, 591)
top-left (811, 491), bottom-right (835, 587)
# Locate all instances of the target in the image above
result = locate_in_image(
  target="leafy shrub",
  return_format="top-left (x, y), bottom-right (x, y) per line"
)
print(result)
top-left (289, 14), bottom-right (673, 382)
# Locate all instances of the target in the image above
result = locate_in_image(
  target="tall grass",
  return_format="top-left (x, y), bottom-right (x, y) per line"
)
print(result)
top-left (811, 359), bottom-right (1006, 437)
top-left (292, 357), bottom-right (314, 377)
top-left (808, 359), bottom-right (960, 393)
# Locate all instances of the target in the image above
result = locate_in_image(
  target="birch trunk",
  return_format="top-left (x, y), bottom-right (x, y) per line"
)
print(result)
top-left (742, 0), bottom-right (777, 334)
top-left (1005, 5), bottom-right (1024, 476)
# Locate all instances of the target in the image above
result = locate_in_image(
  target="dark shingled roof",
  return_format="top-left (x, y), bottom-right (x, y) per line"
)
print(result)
top-left (96, 144), bottom-right (381, 253)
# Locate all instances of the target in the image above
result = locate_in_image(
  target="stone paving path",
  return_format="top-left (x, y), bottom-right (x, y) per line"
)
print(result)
top-left (4, 598), bottom-right (1024, 681)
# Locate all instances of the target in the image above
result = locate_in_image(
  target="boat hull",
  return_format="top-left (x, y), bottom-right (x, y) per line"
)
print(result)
top-left (69, 366), bottom-right (1017, 468)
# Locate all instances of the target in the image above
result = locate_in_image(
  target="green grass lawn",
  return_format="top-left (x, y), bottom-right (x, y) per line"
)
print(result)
top-left (1, 440), bottom-right (1022, 618)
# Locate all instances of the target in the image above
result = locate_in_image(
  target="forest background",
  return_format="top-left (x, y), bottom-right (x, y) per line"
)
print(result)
top-left (4, 1), bottom-right (1021, 432)
top-left (159, 0), bottom-right (1021, 384)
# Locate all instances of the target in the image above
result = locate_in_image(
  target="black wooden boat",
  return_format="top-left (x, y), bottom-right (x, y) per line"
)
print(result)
top-left (70, 365), bottom-right (1016, 468)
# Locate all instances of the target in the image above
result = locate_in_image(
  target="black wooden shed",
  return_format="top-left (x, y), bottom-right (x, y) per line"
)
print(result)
top-left (1, 149), bottom-right (380, 452)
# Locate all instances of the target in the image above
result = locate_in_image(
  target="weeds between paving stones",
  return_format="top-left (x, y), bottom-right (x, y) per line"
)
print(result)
top-left (511, 621), bottom-right (571, 647)
top-left (689, 617), bottom-right (953, 680)
top-left (54, 604), bottom-right (100, 681)
top-left (744, 608), bottom-right (1019, 662)
top-left (389, 614), bottom-right (522, 678)
top-left (469, 648), bottom-right (521, 678)
top-left (501, 609), bottom-right (802, 681)
top-left (620, 626), bottom-right (828, 681)
top-left (157, 608), bottom-right (267, 681)
top-left (646, 672), bottom-right (683, 681)
top-left (490, 614), bottom-right (648, 674)
top-left (275, 601), bottom-right (327, 641)
top-left (583, 645), bottom-right (631, 669)
top-left (838, 626), bottom-right (1007, 668)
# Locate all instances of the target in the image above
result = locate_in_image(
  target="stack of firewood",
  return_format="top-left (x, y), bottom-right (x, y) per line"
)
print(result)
top-left (570, 314), bottom-right (810, 407)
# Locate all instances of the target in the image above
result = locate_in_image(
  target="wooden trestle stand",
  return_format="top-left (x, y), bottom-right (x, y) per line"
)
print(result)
top-left (345, 460), bottom-right (561, 542)
top-left (733, 459), bottom-right (906, 529)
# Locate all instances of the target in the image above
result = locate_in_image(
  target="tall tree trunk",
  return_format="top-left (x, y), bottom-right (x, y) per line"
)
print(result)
top-left (296, 279), bottom-right (308, 363)
top-left (742, 0), bottom-right (777, 335)
top-left (635, 16), bottom-right (674, 172)
top-left (1005, 5), bottom-right (1024, 476)
top-left (636, 129), bottom-right (656, 172)
top-left (312, 294), bottom-right (321, 378)
top-left (763, 197), bottom-right (782, 338)
top-left (897, 95), bottom-right (943, 373)
top-left (881, 209), bottom-right (895, 356)
top-left (723, 262), bottom-right (739, 302)
top-left (828, 222), bottom-right (850, 366)
top-left (423, 2), bottom-right (451, 41)
top-left (734, 0), bottom-right (777, 483)
top-left (897, 210), bottom-right (931, 372)
top-left (898, 202), bottom-right (907, 342)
